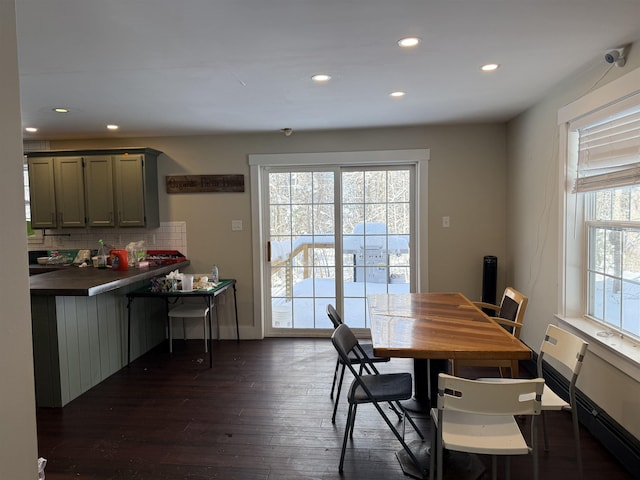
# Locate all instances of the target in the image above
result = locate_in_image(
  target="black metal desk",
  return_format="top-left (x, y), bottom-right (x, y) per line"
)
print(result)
top-left (126, 278), bottom-right (239, 368)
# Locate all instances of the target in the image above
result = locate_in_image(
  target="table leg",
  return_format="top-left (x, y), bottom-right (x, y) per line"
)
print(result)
top-left (165, 298), bottom-right (171, 353)
top-left (428, 359), bottom-right (449, 408)
top-left (232, 283), bottom-right (240, 341)
top-left (207, 295), bottom-right (213, 368)
top-left (401, 359), bottom-right (431, 413)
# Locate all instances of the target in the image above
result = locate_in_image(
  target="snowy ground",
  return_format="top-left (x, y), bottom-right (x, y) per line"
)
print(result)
top-left (272, 277), bottom-right (410, 329)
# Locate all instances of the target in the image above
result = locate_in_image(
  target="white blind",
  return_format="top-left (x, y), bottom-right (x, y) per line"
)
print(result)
top-left (575, 103), bottom-right (640, 192)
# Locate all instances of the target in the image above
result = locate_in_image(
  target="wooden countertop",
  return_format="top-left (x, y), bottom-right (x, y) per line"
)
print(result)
top-left (369, 292), bottom-right (531, 360)
top-left (29, 261), bottom-right (190, 297)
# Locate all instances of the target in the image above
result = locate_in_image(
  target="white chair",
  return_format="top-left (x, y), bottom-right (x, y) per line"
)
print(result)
top-left (478, 324), bottom-right (589, 479)
top-left (429, 373), bottom-right (544, 480)
top-left (168, 303), bottom-right (210, 352)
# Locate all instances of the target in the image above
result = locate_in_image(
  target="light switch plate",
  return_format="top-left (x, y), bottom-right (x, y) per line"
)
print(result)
top-left (231, 220), bottom-right (243, 231)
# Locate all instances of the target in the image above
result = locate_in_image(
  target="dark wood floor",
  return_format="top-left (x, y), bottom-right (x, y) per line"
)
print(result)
top-left (37, 338), bottom-right (633, 480)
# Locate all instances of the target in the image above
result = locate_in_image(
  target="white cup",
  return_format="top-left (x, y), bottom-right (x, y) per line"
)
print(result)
top-left (182, 274), bottom-right (194, 291)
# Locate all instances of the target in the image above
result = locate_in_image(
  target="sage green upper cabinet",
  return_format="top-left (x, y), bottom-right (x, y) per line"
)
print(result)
top-left (27, 157), bottom-right (56, 229)
top-left (113, 153), bottom-right (159, 228)
top-left (28, 156), bottom-right (85, 228)
top-left (26, 148), bottom-right (161, 229)
top-left (84, 156), bottom-right (115, 227)
top-left (54, 156), bottom-right (86, 227)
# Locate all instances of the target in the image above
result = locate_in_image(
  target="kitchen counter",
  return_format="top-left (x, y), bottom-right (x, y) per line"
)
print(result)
top-left (30, 260), bottom-right (191, 407)
top-left (29, 261), bottom-right (190, 296)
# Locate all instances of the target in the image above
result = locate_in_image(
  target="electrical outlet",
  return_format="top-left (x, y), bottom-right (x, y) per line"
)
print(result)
top-left (442, 216), bottom-right (450, 228)
top-left (231, 220), bottom-right (243, 231)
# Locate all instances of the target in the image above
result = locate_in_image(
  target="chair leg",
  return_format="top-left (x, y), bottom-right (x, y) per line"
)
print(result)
top-left (349, 404), bottom-right (358, 438)
top-left (203, 316), bottom-right (208, 353)
top-left (398, 402), bottom-right (425, 440)
top-left (436, 418), bottom-right (444, 480)
top-left (541, 410), bottom-right (549, 452)
top-left (339, 403), bottom-right (355, 473)
top-left (429, 418), bottom-right (437, 480)
top-left (532, 416), bottom-right (539, 480)
top-left (503, 456), bottom-right (508, 480)
top-left (372, 401), bottom-right (426, 477)
top-left (332, 364), bottom-right (347, 423)
top-left (492, 455), bottom-right (498, 480)
top-left (330, 358), bottom-right (340, 399)
top-left (511, 359), bottom-right (520, 378)
top-left (169, 318), bottom-right (174, 353)
top-left (570, 406), bottom-right (583, 480)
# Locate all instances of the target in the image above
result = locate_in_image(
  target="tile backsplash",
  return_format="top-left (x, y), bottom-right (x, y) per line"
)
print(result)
top-left (28, 221), bottom-right (187, 258)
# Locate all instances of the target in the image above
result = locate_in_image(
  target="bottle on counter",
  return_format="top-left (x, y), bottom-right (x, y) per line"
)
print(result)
top-left (211, 264), bottom-right (219, 283)
top-left (97, 239), bottom-right (108, 268)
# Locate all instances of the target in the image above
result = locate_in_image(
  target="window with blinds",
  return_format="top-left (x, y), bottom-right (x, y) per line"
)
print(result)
top-left (571, 97), bottom-right (640, 339)
top-left (574, 100), bottom-right (640, 192)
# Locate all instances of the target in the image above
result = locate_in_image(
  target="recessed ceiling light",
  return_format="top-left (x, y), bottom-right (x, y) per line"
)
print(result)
top-left (53, 107), bottom-right (69, 113)
top-left (106, 124), bottom-right (119, 130)
top-left (398, 37), bottom-right (421, 48)
top-left (25, 127), bottom-right (38, 133)
top-left (481, 63), bottom-right (500, 72)
top-left (390, 91), bottom-right (406, 98)
top-left (311, 74), bottom-right (331, 82)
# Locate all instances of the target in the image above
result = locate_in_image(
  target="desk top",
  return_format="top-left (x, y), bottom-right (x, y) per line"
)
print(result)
top-left (127, 278), bottom-right (235, 298)
top-left (369, 292), bottom-right (531, 361)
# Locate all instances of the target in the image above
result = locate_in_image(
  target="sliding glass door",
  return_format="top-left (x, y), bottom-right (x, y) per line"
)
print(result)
top-left (264, 165), bottom-right (415, 335)
top-left (341, 168), bottom-right (412, 328)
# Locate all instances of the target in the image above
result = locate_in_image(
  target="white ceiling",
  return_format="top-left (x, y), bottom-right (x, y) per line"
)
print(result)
top-left (15, 0), bottom-right (640, 140)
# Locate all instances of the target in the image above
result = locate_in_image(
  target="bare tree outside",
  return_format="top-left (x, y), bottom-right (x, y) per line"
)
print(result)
top-left (589, 185), bottom-right (640, 338)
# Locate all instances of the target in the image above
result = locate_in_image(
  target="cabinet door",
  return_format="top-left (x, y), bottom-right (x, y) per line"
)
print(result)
top-left (27, 157), bottom-right (57, 228)
top-left (84, 156), bottom-right (115, 227)
top-left (114, 154), bottom-right (146, 227)
top-left (54, 157), bottom-right (86, 227)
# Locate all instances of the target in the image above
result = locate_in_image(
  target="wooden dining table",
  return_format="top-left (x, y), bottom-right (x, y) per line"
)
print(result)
top-left (368, 291), bottom-right (532, 479)
top-left (369, 291), bottom-right (531, 405)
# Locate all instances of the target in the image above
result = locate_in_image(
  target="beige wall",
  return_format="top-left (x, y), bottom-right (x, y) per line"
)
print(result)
top-left (508, 42), bottom-right (640, 439)
top-left (0, 0), bottom-right (39, 478)
top-left (51, 123), bottom-right (508, 336)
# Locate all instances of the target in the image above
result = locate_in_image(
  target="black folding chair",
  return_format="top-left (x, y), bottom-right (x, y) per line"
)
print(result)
top-left (326, 304), bottom-right (390, 423)
top-left (331, 323), bottom-right (426, 476)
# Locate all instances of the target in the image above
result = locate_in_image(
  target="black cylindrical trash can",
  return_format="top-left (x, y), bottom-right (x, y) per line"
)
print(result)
top-left (482, 256), bottom-right (498, 313)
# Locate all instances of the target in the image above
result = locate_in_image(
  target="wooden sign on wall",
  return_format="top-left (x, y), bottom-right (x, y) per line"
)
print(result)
top-left (166, 174), bottom-right (245, 193)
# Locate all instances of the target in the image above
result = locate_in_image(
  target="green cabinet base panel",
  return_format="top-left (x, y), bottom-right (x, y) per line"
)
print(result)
top-left (31, 280), bottom-right (166, 407)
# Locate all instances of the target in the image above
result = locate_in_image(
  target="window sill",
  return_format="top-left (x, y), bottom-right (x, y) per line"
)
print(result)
top-left (555, 315), bottom-right (640, 381)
